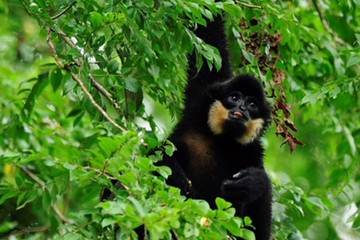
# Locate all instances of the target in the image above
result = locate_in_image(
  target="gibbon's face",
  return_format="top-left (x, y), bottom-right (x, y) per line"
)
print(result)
top-left (207, 75), bottom-right (271, 144)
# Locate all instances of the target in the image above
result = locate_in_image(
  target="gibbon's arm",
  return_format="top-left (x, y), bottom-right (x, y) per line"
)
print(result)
top-left (160, 142), bottom-right (194, 198)
top-left (188, 13), bottom-right (232, 82)
top-left (185, 9), bottom-right (233, 108)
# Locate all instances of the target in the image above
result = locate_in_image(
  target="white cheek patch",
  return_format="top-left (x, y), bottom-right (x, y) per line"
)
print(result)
top-left (207, 101), bottom-right (228, 135)
top-left (237, 118), bottom-right (264, 144)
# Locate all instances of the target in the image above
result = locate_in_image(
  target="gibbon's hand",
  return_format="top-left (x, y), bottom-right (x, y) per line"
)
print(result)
top-left (221, 167), bottom-right (270, 203)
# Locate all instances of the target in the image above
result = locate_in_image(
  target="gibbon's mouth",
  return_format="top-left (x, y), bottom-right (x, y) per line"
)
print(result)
top-left (229, 111), bottom-right (248, 121)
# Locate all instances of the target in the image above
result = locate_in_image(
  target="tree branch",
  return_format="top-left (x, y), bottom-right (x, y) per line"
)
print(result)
top-left (56, 29), bottom-right (122, 116)
top-left (8, 225), bottom-right (48, 237)
top-left (311, 0), bottom-right (345, 45)
top-left (89, 75), bottom-right (121, 115)
top-left (20, 166), bottom-right (73, 224)
top-left (18, 0), bottom-right (32, 16)
top-left (57, 29), bottom-right (78, 49)
top-left (47, 28), bottom-right (126, 132)
top-left (238, 1), bottom-right (262, 9)
top-left (20, 166), bottom-right (46, 190)
top-left (51, 1), bottom-right (77, 20)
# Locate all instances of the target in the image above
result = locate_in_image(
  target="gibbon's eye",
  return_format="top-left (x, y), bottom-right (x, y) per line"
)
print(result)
top-left (249, 102), bottom-right (256, 108)
top-left (231, 95), bottom-right (239, 101)
top-left (227, 92), bottom-right (241, 103)
top-left (247, 101), bottom-right (258, 111)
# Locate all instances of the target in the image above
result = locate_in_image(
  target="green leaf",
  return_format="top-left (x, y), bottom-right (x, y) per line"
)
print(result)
top-left (98, 201), bottom-right (126, 215)
top-left (215, 198), bottom-right (232, 210)
top-left (62, 232), bottom-right (83, 240)
top-left (353, 215), bottom-right (360, 229)
top-left (143, 0), bottom-right (154, 7)
top-left (143, 136), bottom-right (159, 149)
top-left (67, 108), bottom-right (83, 117)
top-left (241, 49), bottom-right (255, 65)
top-left (223, 218), bottom-right (241, 236)
top-left (211, 46), bottom-right (222, 71)
top-left (107, 60), bottom-right (120, 74)
top-left (124, 76), bottom-right (140, 92)
top-left (41, 189), bottom-right (52, 214)
top-left (183, 222), bottom-right (199, 238)
top-left (187, 199), bottom-right (210, 216)
top-left (89, 12), bottom-right (103, 29)
top-left (0, 191), bottom-right (18, 205)
top-left (232, 27), bottom-right (241, 38)
top-left (346, 55), bottom-right (360, 68)
top-left (136, 157), bottom-right (152, 171)
top-left (128, 197), bottom-right (146, 217)
top-left (301, 91), bottom-right (323, 105)
top-left (22, 73), bottom-right (49, 119)
top-left (67, 48), bottom-right (83, 58)
top-left (63, 79), bottom-right (77, 95)
top-left (163, 140), bottom-right (176, 156)
top-left (16, 191), bottom-right (37, 210)
top-left (119, 172), bottom-right (137, 186)
top-left (155, 166), bottom-right (172, 179)
top-left (148, 64), bottom-right (160, 78)
top-left (63, 162), bottom-right (77, 170)
top-left (0, 221), bottom-right (17, 234)
top-left (50, 68), bottom-right (63, 91)
top-left (98, 136), bottom-right (123, 158)
top-left (243, 216), bottom-right (252, 226)
top-left (305, 197), bottom-right (325, 211)
top-left (343, 126), bottom-right (356, 156)
top-left (239, 228), bottom-right (256, 240)
top-left (223, 3), bottom-right (243, 19)
top-left (101, 217), bottom-right (117, 228)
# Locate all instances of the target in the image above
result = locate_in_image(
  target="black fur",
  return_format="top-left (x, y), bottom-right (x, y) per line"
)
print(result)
top-left (160, 12), bottom-right (272, 240)
top-left (102, 6), bottom-right (272, 240)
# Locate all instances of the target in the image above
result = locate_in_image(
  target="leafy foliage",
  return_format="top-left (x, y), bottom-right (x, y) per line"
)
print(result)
top-left (0, 0), bottom-right (359, 239)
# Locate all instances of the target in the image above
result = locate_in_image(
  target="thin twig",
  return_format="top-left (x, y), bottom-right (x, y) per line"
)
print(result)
top-left (56, 29), bottom-right (123, 116)
top-left (20, 166), bottom-right (73, 224)
top-left (47, 28), bottom-right (126, 132)
top-left (89, 75), bottom-right (121, 115)
top-left (57, 29), bottom-right (77, 48)
top-left (311, 0), bottom-right (345, 45)
top-left (18, 0), bottom-right (32, 16)
top-left (238, 1), bottom-right (262, 9)
top-left (20, 166), bottom-right (46, 190)
top-left (51, 205), bottom-right (72, 223)
top-left (51, 1), bottom-right (77, 20)
top-left (83, 166), bottom-right (116, 179)
top-left (8, 225), bottom-right (48, 237)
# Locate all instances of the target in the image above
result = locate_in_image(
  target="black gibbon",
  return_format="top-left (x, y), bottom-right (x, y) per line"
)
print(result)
top-left (159, 11), bottom-right (272, 240)
top-left (102, 5), bottom-right (273, 240)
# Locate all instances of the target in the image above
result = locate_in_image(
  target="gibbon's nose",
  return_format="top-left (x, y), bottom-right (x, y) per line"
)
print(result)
top-left (239, 104), bottom-right (246, 111)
